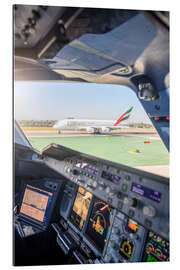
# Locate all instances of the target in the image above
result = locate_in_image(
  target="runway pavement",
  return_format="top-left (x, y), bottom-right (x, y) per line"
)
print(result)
top-left (135, 165), bottom-right (169, 178)
top-left (23, 128), bottom-right (160, 139)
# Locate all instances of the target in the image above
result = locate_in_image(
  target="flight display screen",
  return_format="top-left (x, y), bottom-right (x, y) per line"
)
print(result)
top-left (85, 197), bottom-right (114, 252)
top-left (131, 183), bottom-right (162, 203)
top-left (142, 231), bottom-right (169, 262)
top-left (70, 187), bottom-right (93, 231)
top-left (20, 185), bottom-right (53, 224)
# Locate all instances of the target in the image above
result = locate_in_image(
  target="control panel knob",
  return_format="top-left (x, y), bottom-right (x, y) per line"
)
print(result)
top-left (98, 180), bottom-right (106, 191)
top-left (143, 205), bottom-right (156, 217)
top-left (98, 185), bottom-right (106, 191)
top-left (123, 197), bottom-right (137, 207)
top-left (86, 180), bottom-right (97, 189)
top-left (72, 169), bottom-right (79, 175)
top-left (105, 186), bottom-right (111, 194)
top-left (129, 233), bottom-right (139, 240)
top-left (92, 181), bottom-right (97, 189)
top-left (105, 186), bottom-right (115, 196)
top-left (77, 178), bottom-right (85, 184)
top-left (66, 167), bottom-right (71, 174)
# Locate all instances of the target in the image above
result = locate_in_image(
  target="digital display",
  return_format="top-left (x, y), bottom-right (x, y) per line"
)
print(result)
top-left (125, 219), bottom-right (139, 234)
top-left (20, 185), bottom-right (53, 224)
top-left (81, 162), bottom-right (99, 175)
top-left (85, 197), bottom-right (114, 252)
top-left (119, 237), bottom-right (134, 260)
top-left (101, 170), bottom-right (121, 184)
top-left (131, 183), bottom-right (162, 203)
top-left (75, 161), bottom-right (99, 175)
top-left (70, 187), bottom-right (92, 231)
top-left (142, 231), bottom-right (169, 262)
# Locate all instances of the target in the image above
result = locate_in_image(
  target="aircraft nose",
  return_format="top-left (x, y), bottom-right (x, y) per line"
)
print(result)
top-left (53, 124), bottom-right (57, 129)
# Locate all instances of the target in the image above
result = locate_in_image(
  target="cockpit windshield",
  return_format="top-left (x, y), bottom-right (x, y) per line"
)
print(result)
top-left (14, 81), bottom-right (169, 177)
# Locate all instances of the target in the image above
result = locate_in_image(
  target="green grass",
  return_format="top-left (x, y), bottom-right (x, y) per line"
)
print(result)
top-left (29, 136), bottom-right (169, 167)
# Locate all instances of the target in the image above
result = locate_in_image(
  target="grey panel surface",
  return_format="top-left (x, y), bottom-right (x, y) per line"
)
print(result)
top-left (51, 14), bottom-right (157, 70)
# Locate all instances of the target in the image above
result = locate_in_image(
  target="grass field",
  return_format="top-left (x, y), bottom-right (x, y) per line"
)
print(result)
top-left (29, 136), bottom-right (169, 167)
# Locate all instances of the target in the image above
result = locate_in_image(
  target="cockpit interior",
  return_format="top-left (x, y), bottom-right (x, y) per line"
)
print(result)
top-left (13, 5), bottom-right (169, 266)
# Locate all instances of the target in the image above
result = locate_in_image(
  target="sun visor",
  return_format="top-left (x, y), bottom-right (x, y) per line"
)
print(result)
top-left (14, 56), bottom-right (65, 81)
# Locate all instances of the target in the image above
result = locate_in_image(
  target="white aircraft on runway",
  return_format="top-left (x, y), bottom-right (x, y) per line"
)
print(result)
top-left (53, 107), bottom-right (133, 134)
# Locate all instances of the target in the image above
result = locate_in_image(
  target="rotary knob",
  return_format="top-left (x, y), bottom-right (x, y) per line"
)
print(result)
top-left (123, 197), bottom-right (137, 207)
top-left (143, 205), bottom-right (156, 217)
top-left (129, 233), bottom-right (139, 240)
top-left (72, 169), bottom-right (79, 175)
top-left (98, 180), bottom-right (107, 191)
top-left (86, 180), bottom-right (97, 189)
top-left (105, 186), bottom-right (116, 196)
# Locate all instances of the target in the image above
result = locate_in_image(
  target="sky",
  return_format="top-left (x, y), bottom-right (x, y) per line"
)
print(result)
top-left (14, 81), bottom-right (151, 123)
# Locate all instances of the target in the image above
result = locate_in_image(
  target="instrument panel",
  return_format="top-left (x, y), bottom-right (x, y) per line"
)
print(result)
top-left (44, 152), bottom-right (169, 241)
top-left (58, 179), bottom-right (169, 263)
top-left (15, 144), bottom-right (169, 263)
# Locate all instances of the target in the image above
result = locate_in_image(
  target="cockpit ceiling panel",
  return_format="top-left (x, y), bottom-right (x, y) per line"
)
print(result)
top-left (48, 14), bottom-right (157, 71)
top-left (50, 44), bottom-right (115, 71)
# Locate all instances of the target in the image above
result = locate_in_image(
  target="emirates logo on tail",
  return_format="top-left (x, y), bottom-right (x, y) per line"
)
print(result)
top-left (113, 107), bottom-right (133, 126)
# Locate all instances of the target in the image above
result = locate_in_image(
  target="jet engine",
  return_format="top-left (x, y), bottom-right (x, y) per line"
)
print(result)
top-left (86, 127), bottom-right (95, 133)
top-left (101, 127), bottom-right (110, 133)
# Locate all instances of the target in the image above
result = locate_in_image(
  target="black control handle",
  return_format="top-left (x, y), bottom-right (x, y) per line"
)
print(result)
top-left (73, 250), bottom-right (88, 264)
top-left (51, 223), bottom-right (62, 236)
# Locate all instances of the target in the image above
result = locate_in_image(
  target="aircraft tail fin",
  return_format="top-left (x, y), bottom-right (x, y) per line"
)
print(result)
top-left (113, 107), bottom-right (133, 126)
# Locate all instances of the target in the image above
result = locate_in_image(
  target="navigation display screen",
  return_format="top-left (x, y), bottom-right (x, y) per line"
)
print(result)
top-left (70, 187), bottom-right (93, 231)
top-left (85, 197), bottom-right (114, 252)
top-left (131, 183), bottom-right (162, 203)
top-left (142, 231), bottom-right (169, 262)
top-left (20, 185), bottom-right (53, 224)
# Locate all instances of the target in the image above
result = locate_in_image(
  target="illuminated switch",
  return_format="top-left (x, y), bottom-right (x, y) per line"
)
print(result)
top-left (121, 183), bottom-right (128, 192)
